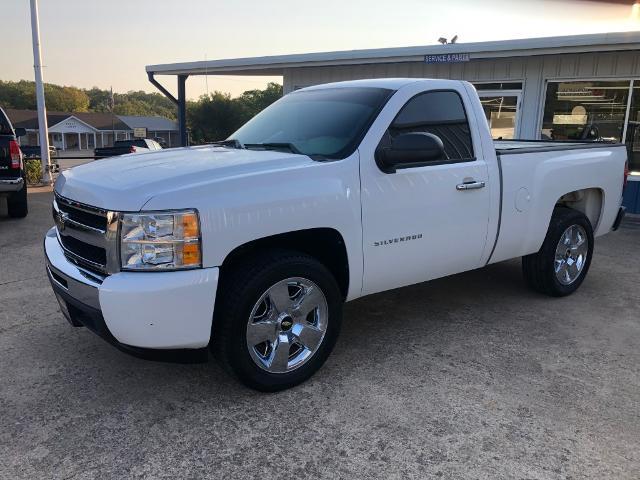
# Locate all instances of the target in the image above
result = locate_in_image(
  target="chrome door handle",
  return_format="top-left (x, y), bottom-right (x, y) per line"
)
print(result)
top-left (456, 181), bottom-right (485, 191)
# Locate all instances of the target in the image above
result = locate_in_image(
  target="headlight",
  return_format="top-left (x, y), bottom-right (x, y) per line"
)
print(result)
top-left (120, 210), bottom-right (201, 271)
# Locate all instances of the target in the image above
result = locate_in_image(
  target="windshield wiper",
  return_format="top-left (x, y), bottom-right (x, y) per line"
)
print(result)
top-left (244, 142), bottom-right (302, 154)
top-left (210, 139), bottom-right (245, 149)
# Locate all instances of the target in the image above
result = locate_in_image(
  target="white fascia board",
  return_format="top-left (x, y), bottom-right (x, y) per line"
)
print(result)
top-left (146, 31), bottom-right (640, 76)
top-left (48, 115), bottom-right (99, 133)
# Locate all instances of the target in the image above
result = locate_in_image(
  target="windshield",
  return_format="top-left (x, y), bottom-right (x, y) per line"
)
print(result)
top-left (229, 87), bottom-right (393, 159)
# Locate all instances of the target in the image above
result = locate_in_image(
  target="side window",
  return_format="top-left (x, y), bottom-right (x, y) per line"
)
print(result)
top-left (382, 90), bottom-right (475, 162)
top-left (0, 109), bottom-right (13, 135)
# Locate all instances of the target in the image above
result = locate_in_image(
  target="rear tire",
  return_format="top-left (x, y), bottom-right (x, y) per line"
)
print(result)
top-left (522, 207), bottom-right (593, 297)
top-left (7, 179), bottom-right (28, 218)
top-left (211, 249), bottom-right (343, 392)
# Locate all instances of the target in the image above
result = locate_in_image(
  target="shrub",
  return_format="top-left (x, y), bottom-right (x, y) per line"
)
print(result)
top-left (25, 158), bottom-right (43, 185)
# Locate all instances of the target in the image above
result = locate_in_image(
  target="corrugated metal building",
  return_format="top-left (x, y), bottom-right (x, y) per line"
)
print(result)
top-left (146, 31), bottom-right (640, 212)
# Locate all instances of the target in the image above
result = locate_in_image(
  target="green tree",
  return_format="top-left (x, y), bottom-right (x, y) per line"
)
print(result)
top-left (0, 80), bottom-right (36, 109)
top-left (187, 92), bottom-right (245, 143)
top-left (44, 84), bottom-right (90, 112)
top-left (236, 82), bottom-right (283, 122)
top-left (0, 79), bottom-right (283, 143)
top-left (187, 83), bottom-right (283, 144)
top-left (86, 87), bottom-right (111, 112)
top-left (121, 90), bottom-right (176, 119)
top-left (0, 80), bottom-right (89, 111)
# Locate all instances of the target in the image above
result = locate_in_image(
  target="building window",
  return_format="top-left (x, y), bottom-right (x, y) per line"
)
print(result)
top-left (541, 81), bottom-right (631, 142)
top-left (473, 83), bottom-right (522, 140)
top-left (479, 95), bottom-right (519, 139)
top-left (626, 82), bottom-right (640, 175)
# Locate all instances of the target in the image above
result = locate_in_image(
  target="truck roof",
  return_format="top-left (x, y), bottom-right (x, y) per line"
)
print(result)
top-left (300, 78), bottom-right (465, 91)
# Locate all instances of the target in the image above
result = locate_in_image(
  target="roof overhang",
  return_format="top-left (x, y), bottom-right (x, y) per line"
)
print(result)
top-left (146, 31), bottom-right (640, 76)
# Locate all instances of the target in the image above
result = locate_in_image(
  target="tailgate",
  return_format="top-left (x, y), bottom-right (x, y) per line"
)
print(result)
top-left (95, 147), bottom-right (126, 157)
top-left (0, 135), bottom-right (20, 179)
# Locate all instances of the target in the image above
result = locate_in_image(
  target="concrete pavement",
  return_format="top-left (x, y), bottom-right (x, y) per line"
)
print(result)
top-left (1, 190), bottom-right (639, 479)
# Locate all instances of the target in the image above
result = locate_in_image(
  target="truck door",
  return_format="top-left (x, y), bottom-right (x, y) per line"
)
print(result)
top-left (360, 87), bottom-right (491, 295)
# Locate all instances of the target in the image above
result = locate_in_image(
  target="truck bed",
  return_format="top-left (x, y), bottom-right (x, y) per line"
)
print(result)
top-left (494, 139), bottom-right (624, 155)
top-left (488, 138), bottom-right (627, 267)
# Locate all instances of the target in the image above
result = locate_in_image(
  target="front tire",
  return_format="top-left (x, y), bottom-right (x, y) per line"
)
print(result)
top-left (522, 207), bottom-right (594, 297)
top-left (211, 250), bottom-right (343, 391)
top-left (7, 179), bottom-right (28, 218)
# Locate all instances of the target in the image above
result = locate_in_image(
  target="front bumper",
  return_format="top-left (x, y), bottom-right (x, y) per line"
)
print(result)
top-left (0, 177), bottom-right (23, 193)
top-left (44, 227), bottom-right (219, 362)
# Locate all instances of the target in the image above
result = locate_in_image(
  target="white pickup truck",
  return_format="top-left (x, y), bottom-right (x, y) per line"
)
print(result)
top-left (45, 79), bottom-right (628, 391)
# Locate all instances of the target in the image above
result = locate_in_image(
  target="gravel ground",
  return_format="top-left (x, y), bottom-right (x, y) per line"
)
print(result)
top-left (0, 189), bottom-right (639, 479)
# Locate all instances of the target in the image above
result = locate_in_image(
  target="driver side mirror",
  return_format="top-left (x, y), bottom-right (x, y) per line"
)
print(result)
top-left (14, 127), bottom-right (26, 138)
top-left (375, 132), bottom-right (445, 173)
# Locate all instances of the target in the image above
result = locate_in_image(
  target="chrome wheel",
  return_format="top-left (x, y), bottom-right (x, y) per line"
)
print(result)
top-left (246, 277), bottom-right (328, 373)
top-left (554, 224), bottom-right (588, 285)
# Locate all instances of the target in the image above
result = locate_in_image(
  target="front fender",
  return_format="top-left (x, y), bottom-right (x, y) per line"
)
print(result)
top-left (142, 153), bottom-right (364, 300)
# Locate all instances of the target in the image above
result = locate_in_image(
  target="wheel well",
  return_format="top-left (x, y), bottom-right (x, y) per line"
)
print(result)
top-left (220, 228), bottom-right (350, 299)
top-left (555, 188), bottom-right (603, 229)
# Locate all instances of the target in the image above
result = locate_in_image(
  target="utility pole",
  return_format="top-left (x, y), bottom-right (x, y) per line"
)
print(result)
top-left (29, 0), bottom-right (52, 184)
top-left (109, 87), bottom-right (115, 145)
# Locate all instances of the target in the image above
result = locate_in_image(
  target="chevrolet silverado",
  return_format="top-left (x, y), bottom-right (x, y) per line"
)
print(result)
top-left (45, 79), bottom-right (628, 391)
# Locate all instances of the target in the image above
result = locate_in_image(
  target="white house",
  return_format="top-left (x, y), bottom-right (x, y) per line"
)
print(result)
top-left (7, 110), bottom-right (178, 151)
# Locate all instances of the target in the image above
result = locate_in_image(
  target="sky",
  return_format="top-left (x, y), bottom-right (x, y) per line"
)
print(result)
top-left (1, 0), bottom-right (639, 100)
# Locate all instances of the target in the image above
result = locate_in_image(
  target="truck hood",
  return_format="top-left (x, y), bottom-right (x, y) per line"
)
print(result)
top-left (54, 146), bottom-right (315, 211)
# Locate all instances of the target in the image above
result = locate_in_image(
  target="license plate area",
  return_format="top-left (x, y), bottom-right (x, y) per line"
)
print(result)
top-left (54, 292), bottom-right (72, 322)
top-left (53, 292), bottom-right (84, 327)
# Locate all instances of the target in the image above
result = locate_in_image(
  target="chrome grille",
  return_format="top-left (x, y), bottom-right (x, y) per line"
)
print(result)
top-left (53, 193), bottom-right (119, 276)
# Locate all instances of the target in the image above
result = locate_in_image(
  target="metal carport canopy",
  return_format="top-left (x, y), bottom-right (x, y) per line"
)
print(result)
top-left (145, 31), bottom-right (640, 146)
